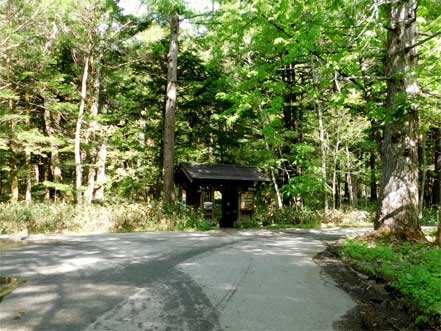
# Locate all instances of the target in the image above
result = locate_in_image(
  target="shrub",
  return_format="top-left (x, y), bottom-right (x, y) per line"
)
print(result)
top-left (254, 205), bottom-right (321, 227)
top-left (322, 209), bottom-right (374, 226)
top-left (340, 239), bottom-right (441, 327)
top-left (0, 202), bottom-right (215, 234)
top-left (421, 207), bottom-right (440, 226)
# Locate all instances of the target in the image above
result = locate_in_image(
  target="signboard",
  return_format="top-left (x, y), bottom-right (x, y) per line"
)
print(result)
top-left (240, 191), bottom-right (254, 211)
top-left (203, 201), bottom-right (213, 210)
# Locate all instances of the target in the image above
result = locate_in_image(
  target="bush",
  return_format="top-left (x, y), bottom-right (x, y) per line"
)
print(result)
top-left (254, 205), bottom-right (321, 228)
top-left (339, 239), bottom-right (441, 327)
top-left (0, 202), bottom-right (216, 234)
top-left (421, 207), bottom-right (440, 226)
top-left (322, 209), bottom-right (374, 226)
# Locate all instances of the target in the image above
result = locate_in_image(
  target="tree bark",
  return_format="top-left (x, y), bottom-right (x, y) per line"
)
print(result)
top-left (312, 60), bottom-right (328, 212)
top-left (375, 0), bottom-right (425, 240)
top-left (336, 161), bottom-right (341, 209)
top-left (25, 149), bottom-right (32, 205)
top-left (433, 127), bottom-right (441, 206)
top-left (5, 3), bottom-right (18, 203)
top-left (369, 150), bottom-right (377, 201)
top-left (163, 15), bottom-right (179, 204)
top-left (43, 163), bottom-right (50, 201)
top-left (94, 143), bottom-right (107, 201)
top-left (435, 210), bottom-right (441, 246)
top-left (345, 145), bottom-right (358, 208)
top-left (418, 133), bottom-right (427, 219)
top-left (85, 42), bottom-right (104, 204)
top-left (9, 150), bottom-right (18, 202)
top-left (25, 94), bottom-right (32, 205)
top-left (43, 102), bottom-right (62, 200)
top-left (332, 138), bottom-right (340, 209)
top-left (75, 38), bottom-right (93, 206)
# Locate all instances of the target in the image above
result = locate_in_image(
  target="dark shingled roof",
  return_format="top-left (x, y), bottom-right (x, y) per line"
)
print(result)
top-left (176, 162), bottom-right (270, 182)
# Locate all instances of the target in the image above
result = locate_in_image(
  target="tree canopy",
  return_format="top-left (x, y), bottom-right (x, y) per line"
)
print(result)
top-left (0, 0), bottom-right (440, 239)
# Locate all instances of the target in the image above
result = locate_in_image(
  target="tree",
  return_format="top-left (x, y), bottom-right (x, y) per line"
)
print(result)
top-left (147, 0), bottom-right (188, 204)
top-left (163, 14), bottom-right (179, 204)
top-left (375, 0), bottom-right (425, 240)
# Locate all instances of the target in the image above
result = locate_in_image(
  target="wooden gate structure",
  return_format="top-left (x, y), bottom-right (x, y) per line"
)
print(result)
top-left (174, 163), bottom-right (270, 227)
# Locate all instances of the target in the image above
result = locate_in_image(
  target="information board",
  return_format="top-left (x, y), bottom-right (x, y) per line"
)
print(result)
top-left (240, 191), bottom-right (254, 211)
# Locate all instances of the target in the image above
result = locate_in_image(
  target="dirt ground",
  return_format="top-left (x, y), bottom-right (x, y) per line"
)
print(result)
top-left (314, 244), bottom-right (429, 331)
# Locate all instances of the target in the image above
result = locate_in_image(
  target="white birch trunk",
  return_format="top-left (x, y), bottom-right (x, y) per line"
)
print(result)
top-left (75, 40), bottom-right (92, 206)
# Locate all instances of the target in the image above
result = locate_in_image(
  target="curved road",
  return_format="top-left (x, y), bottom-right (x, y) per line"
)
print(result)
top-left (0, 228), bottom-right (369, 331)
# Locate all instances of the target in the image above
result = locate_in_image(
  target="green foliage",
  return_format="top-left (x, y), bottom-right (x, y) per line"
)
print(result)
top-left (340, 239), bottom-right (441, 327)
top-left (254, 205), bottom-right (322, 228)
top-left (0, 0), bottom-right (440, 232)
top-left (321, 209), bottom-right (374, 226)
top-left (0, 202), bottom-right (216, 234)
top-left (421, 207), bottom-right (440, 225)
top-left (282, 174), bottom-right (324, 207)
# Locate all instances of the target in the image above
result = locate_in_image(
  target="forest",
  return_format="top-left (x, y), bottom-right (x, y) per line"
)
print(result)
top-left (0, 0), bottom-right (440, 239)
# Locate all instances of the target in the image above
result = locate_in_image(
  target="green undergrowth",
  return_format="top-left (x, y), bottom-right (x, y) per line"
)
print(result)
top-left (421, 207), bottom-right (441, 226)
top-left (0, 203), bottom-right (323, 234)
top-left (322, 208), bottom-right (374, 227)
top-left (0, 202), bottom-right (216, 234)
top-left (254, 206), bottom-right (322, 227)
top-left (339, 239), bottom-right (441, 328)
top-left (0, 203), bottom-right (378, 234)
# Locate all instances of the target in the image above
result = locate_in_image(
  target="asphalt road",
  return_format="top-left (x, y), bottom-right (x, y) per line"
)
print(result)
top-left (0, 228), bottom-right (370, 331)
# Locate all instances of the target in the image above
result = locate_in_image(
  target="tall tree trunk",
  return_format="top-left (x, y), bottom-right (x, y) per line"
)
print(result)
top-left (85, 161), bottom-right (96, 204)
top-left (25, 94), bottom-right (32, 205)
top-left (433, 127), bottom-right (441, 206)
top-left (435, 215), bottom-right (441, 247)
top-left (25, 150), bottom-right (32, 205)
top-left (75, 38), bottom-right (93, 206)
top-left (345, 145), bottom-right (358, 208)
top-left (419, 133), bottom-right (427, 219)
top-left (163, 15), bottom-right (179, 204)
top-left (9, 150), bottom-right (18, 202)
top-left (270, 168), bottom-right (283, 209)
top-left (5, 5), bottom-right (18, 203)
top-left (351, 174), bottom-right (358, 209)
top-left (259, 101), bottom-right (283, 209)
top-left (43, 103), bottom-right (62, 200)
top-left (312, 60), bottom-right (328, 212)
top-left (94, 143), bottom-right (107, 201)
top-left (375, 0), bottom-right (424, 240)
top-left (344, 176), bottom-right (349, 205)
top-left (43, 162), bottom-right (50, 201)
top-left (85, 42), bottom-right (104, 204)
top-left (336, 161), bottom-right (341, 209)
top-left (332, 138), bottom-right (340, 209)
top-left (369, 150), bottom-right (377, 201)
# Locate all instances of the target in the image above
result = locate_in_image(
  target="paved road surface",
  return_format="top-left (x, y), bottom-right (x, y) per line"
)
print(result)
top-left (0, 228), bottom-right (370, 331)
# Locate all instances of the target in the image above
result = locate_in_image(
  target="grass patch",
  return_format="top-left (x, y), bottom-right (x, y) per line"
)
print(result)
top-left (339, 239), bottom-right (441, 328)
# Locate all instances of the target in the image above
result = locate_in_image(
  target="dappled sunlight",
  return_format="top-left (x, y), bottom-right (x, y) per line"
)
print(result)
top-left (43, 257), bottom-right (104, 275)
top-left (0, 276), bottom-right (137, 331)
top-left (231, 235), bottom-right (325, 258)
top-left (0, 228), bottom-right (362, 331)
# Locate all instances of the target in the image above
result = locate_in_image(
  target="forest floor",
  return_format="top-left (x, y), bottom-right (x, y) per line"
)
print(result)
top-left (314, 244), bottom-right (425, 331)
